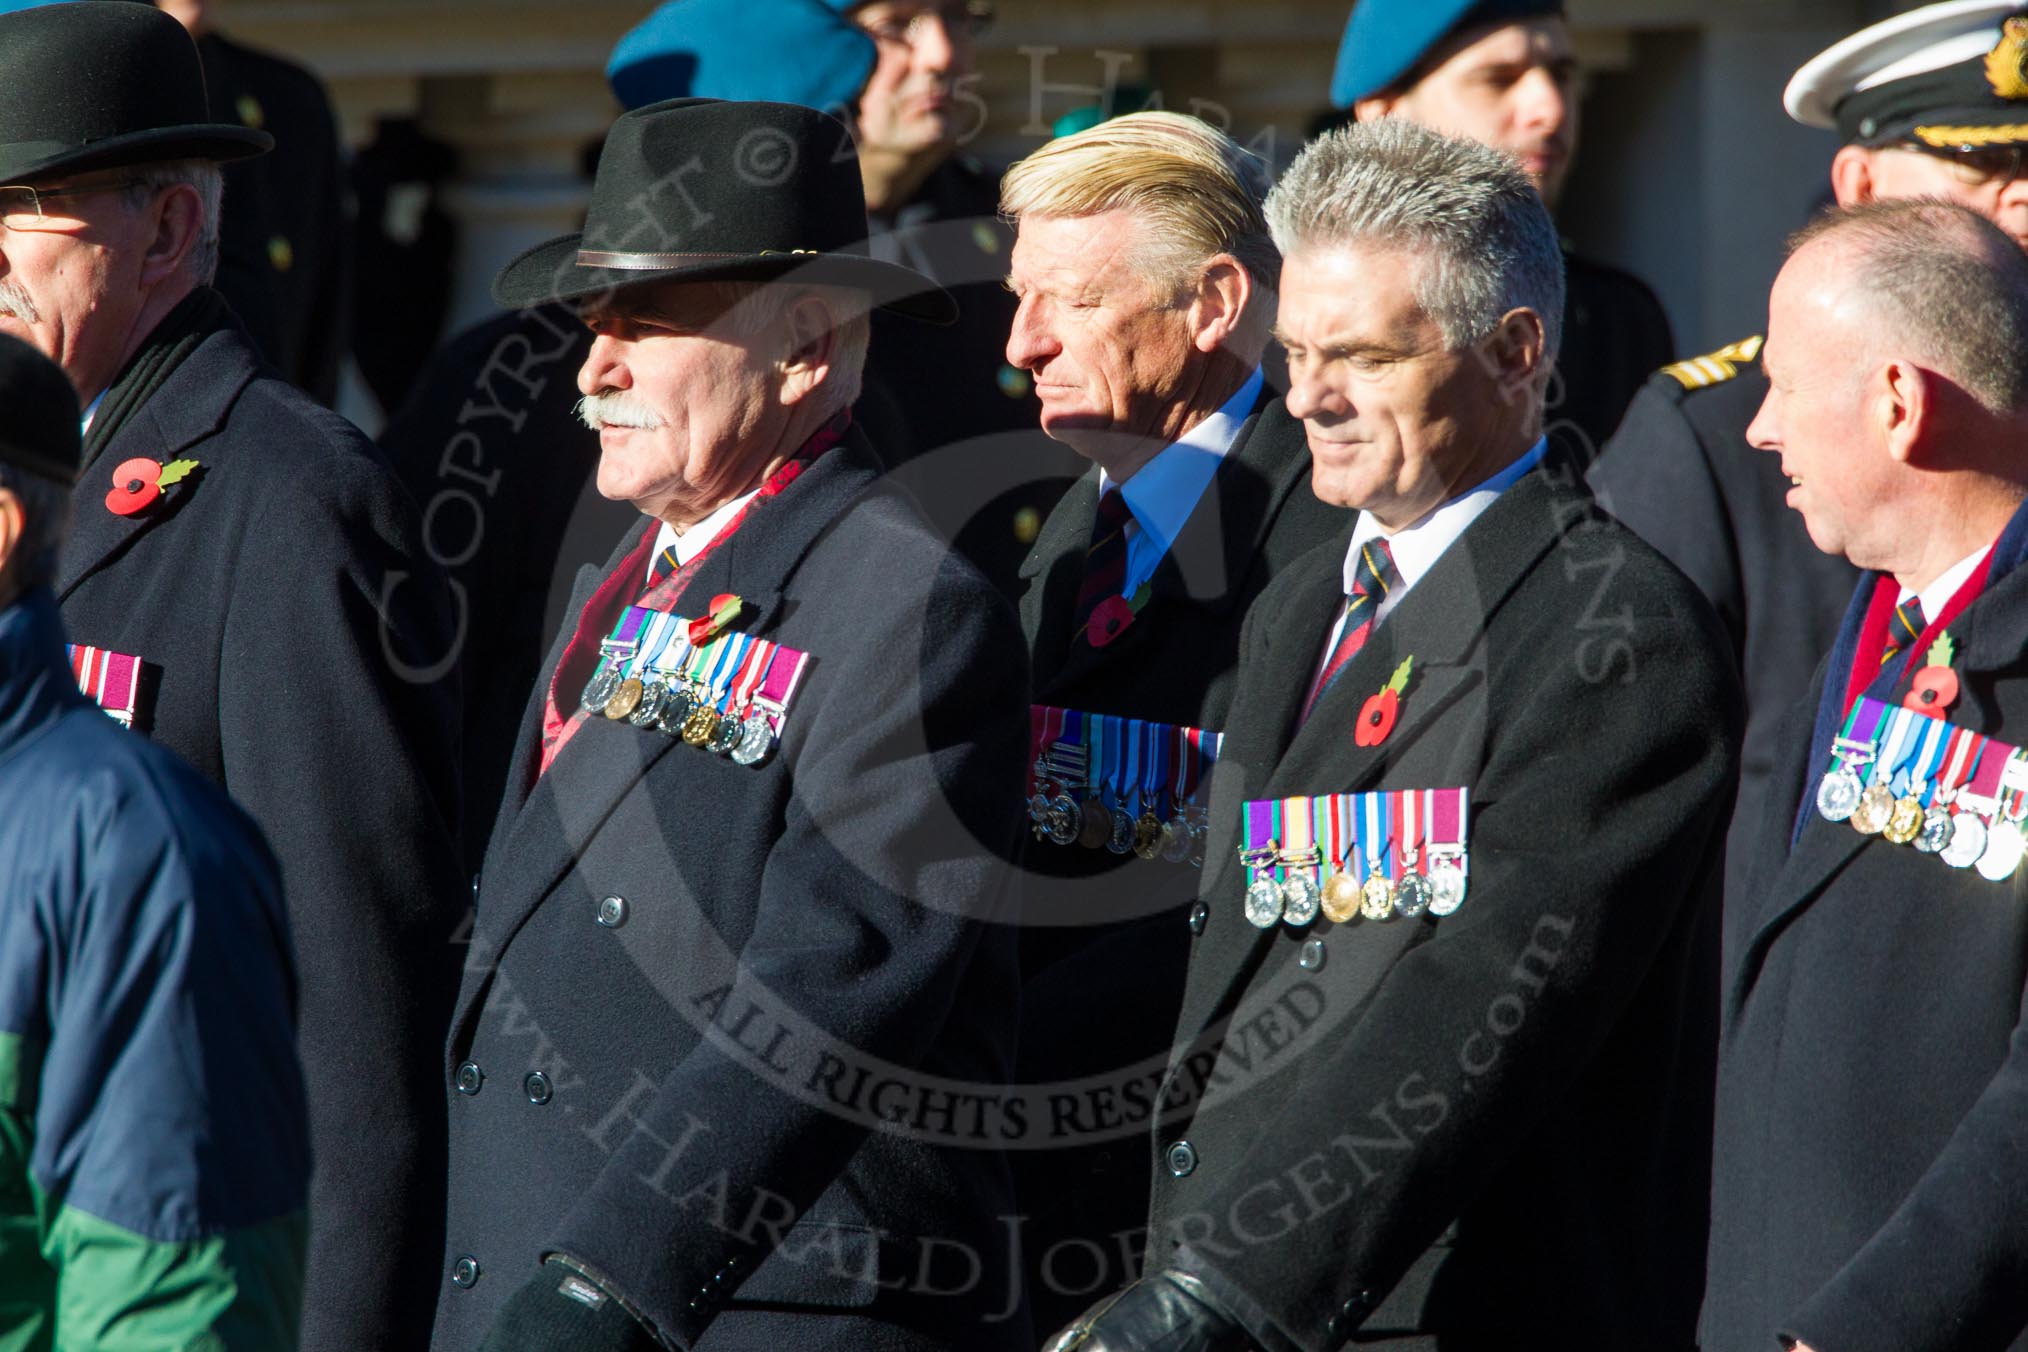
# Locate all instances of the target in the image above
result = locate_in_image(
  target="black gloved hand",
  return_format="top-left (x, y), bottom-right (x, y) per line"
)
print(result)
top-left (476, 1257), bottom-right (663, 1352)
top-left (1046, 1271), bottom-right (1256, 1351)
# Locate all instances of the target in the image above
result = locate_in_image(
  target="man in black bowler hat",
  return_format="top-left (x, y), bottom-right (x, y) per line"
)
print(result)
top-left (0, 329), bottom-right (312, 1350)
top-left (0, 5), bottom-right (465, 1349)
top-left (435, 97), bottom-right (1029, 1352)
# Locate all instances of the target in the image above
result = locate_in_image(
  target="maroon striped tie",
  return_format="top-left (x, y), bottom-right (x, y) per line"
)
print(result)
top-left (1070, 489), bottom-right (1135, 645)
top-left (1300, 538), bottom-right (1399, 725)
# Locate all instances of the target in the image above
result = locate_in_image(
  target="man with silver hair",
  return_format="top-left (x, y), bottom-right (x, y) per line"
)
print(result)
top-left (997, 110), bottom-right (1348, 1333)
top-left (1051, 117), bottom-right (1738, 1351)
top-left (0, 5), bottom-right (464, 1349)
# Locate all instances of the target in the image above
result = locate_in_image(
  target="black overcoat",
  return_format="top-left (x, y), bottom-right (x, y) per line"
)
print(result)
top-left (434, 432), bottom-right (1033, 1351)
top-left (54, 325), bottom-right (467, 1350)
top-left (1009, 393), bottom-right (1349, 1328)
top-left (1706, 522), bottom-right (2028, 1352)
top-left (1589, 360), bottom-right (1859, 945)
top-left (1144, 464), bottom-right (1740, 1351)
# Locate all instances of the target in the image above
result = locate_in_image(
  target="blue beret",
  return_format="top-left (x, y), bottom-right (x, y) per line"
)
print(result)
top-left (608, 0), bottom-right (877, 114)
top-left (1330, 0), bottom-right (1565, 108)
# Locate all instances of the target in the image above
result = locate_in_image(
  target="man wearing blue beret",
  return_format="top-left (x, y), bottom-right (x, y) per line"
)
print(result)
top-left (1330, 0), bottom-right (1674, 461)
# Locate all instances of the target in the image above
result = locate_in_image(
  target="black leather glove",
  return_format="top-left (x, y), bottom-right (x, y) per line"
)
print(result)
top-left (1046, 1271), bottom-right (1256, 1351)
top-left (476, 1257), bottom-right (663, 1352)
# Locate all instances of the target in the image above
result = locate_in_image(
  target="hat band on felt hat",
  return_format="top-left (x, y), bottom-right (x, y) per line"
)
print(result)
top-left (575, 248), bottom-right (822, 270)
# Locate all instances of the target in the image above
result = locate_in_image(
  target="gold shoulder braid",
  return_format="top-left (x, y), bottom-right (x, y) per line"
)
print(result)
top-left (1659, 335), bottom-right (1764, 392)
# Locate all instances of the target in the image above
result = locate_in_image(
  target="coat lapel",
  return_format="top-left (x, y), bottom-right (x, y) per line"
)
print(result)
top-left (1027, 391), bottom-right (1308, 698)
top-left (464, 435), bottom-right (890, 1019)
top-left (56, 331), bottom-right (257, 601)
top-left (1019, 470), bottom-right (1099, 691)
top-left (1266, 473), bottom-right (1563, 798)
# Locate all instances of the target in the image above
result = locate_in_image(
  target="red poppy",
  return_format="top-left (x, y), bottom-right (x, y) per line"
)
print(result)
top-left (1356, 688), bottom-right (1399, 747)
top-left (1086, 595), bottom-right (1137, 648)
top-left (106, 457), bottom-right (162, 517)
top-left (686, 593), bottom-right (745, 646)
top-left (1905, 665), bottom-right (1960, 715)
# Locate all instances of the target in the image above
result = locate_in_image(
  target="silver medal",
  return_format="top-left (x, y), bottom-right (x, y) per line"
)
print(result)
top-left (1913, 806), bottom-right (1955, 855)
top-left (629, 680), bottom-right (669, 728)
top-left (1393, 873), bottom-right (1435, 919)
top-left (581, 664), bottom-right (621, 716)
top-left (1942, 811), bottom-right (1988, 869)
top-left (1244, 877), bottom-right (1285, 929)
top-left (1160, 820), bottom-right (1190, 864)
top-left (1045, 796), bottom-right (1080, 846)
top-left (1107, 808), bottom-right (1136, 856)
top-left (730, 712), bottom-right (777, 766)
top-left (656, 686), bottom-right (696, 737)
top-left (1816, 766), bottom-right (1865, 823)
top-left (1976, 818), bottom-right (2025, 881)
top-left (1427, 859), bottom-right (1467, 916)
top-left (1281, 874), bottom-right (1322, 927)
top-left (709, 709), bottom-right (744, 755)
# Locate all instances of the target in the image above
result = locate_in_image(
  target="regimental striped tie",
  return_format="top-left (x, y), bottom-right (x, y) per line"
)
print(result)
top-left (1070, 489), bottom-right (1136, 645)
top-left (1881, 598), bottom-right (1926, 668)
top-left (645, 542), bottom-right (681, 593)
top-left (1301, 538), bottom-right (1400, 725)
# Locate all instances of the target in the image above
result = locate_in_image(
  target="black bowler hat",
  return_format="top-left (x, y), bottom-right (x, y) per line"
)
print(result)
top-left (0, 333), bottom-right (81, 486)
top-left (492, 98), bottom-right (956, 323)
top-left (0, 1), bottom-right (272, 184)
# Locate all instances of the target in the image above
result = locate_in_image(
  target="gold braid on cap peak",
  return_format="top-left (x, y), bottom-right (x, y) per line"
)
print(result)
top-left (1987, 16), bottom-right (2028, 101)
top-left (1912, 123), bottom-right (2028, 146)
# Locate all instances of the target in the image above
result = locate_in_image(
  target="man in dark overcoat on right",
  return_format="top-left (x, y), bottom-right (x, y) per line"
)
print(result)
top-left (1705, 198), bottom-right (2028, 1352)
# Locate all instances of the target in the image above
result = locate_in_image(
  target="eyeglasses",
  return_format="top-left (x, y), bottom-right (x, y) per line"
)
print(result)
top-left (1897, 140), bottom-right (2028, 187)
top-left (0, 181), bottom-right (147, 232)
top-left (856, 0), bottom-right (993, 46)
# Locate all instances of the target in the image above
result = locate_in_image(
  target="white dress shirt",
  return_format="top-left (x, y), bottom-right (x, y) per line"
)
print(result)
top-left (1311, 438), bottom-right (1549, 684)
top-left (1901, 546), bottom-right (1990, 626)
top-left (646, 487), bottom-right (764, 583)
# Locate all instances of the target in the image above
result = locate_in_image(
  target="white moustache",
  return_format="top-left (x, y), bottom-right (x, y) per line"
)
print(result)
top-left (0, 281), bottom-right (40, 324)
top-left (576, 392), bottom-right (664, 432)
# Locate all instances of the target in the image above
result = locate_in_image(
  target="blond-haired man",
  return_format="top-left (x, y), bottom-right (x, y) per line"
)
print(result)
top-left (1000, 111), bottom-right (1348, 1333)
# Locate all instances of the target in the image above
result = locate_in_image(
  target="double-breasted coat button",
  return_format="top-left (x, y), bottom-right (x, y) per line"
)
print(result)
top-left (451, 1255), bottom-right (480, 1288)
top-left (1188, 902), bottom-right (1209, 935)
top-left (597, 895), bottom-right (629, 928)
top-left (454, 1062), bottom-right (484, 1095)
top-left (1299, 938), bottom-right (1326, 971)
top-left (1165, 1140), bottom-right (1198, 1177)
top-left (525, 1071), bottom-right (553, 1105)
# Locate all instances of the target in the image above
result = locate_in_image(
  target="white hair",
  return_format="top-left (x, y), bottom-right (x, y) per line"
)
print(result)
top-left (123, 159), bottom-right (225, 285)
top-left (1266, 118), bottom-right (1565, 360)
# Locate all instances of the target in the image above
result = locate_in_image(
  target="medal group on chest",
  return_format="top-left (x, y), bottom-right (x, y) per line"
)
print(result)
top-left (1817, 695), bottom-right (2027, 880)
top-left (1240, 787), bottom-right (1470, 930)
top-left (1027, 706), bottom-right (1220, 866)
top-left (580, 604), bottom-right (809, 768)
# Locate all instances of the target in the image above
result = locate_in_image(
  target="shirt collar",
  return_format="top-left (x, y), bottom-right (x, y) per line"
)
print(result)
top-left (1098, 365), bottom-right (1264, 554)
top-left (1345, 437), bottom-right (1547, 595)
top-left (80, 390), bottom-right (106, 433)
top-left (651, 487), bottom-right (764, 576)
top-left (1900, 545), bottom-right (1991, 623)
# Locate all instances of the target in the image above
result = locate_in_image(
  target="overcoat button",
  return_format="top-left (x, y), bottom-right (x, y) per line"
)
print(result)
top-left (1299, 938), bottom-right (1326, 971)
top-left (525, 1071), bottom-right (553, 1105)
top-left (597, 895), bottom-right (630, 928)
top-left (455, 1062), bottom-right (484, 1095)
top-left (451, 1255), bottom-right (480, 1288)
top-left (1165, 1140), bottom-right (1198, 1177)
top-left (1188, 903), bottom-right (1209, 934)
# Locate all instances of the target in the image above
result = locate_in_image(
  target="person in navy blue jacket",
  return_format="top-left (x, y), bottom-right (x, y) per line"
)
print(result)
top-left (0, 330), bottom-right (311, 1349)
top-left (1707, 199), bottom-right (2028, 1352)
